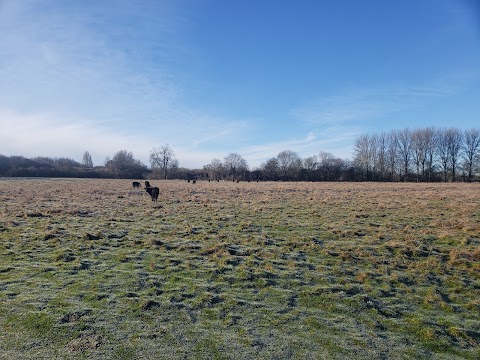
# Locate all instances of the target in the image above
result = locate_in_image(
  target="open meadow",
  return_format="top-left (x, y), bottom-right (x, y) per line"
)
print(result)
top-left (0, 178), bottom-right (479, 359)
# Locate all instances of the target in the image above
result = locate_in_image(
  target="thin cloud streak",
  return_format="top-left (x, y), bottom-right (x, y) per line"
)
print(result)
top-left (0, 0), bottom-right (181, 118)
top-left (291, 80), bottom-right (466, 127)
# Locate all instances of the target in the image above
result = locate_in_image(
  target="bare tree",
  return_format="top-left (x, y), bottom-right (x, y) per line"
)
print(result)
top-left (223, 153), bottom-right (248, 180)
top-left (375, 132), bottom-right (388, 181)
top-left (397, 128), bottom-right (412, 182)
top-left (437, 129), bottom-right (450, 182)
top-left (110, 150), bottom-right (134, 177)
top-left (412, 129), bottom-right (428, 182)
top-left (446, 128), bottom-right (463, 182)
top-left (82, 151), bottom-right (93, 168)
top-left (108, 150), bottom-right (147, 178)
top-left (277, 150), bottom-right (302, 180)
top-left (386, 131), bottom-right (399, 181)
top-left (353, 134), bottom-right (371, 180)
top-left (203, 158), bottom-right (224, 180)
top-left (463, 128), bottom-right (480, 182)
top-left (369, 134), bottom-right (381, 180)
top-left (423, 127), bottom-right (437, 181)
top-left (354, 133), bottom-right (384, 181)
top-left (150, 144), bottom-right (178, 180)
top-left (302, 155), bottom-right (318, 181)
top-left (318, 152), bottom-right (336, 181)
top-left (261, 157), bottom-right (280, 181)
top-left (332, 157), bottom-right (348, 181)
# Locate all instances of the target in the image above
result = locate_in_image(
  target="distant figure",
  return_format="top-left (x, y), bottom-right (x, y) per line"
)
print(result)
top-left (192, 179), bottom-right (197, 184)
top-left (145, 181), bottom-right (151, 188)
top-left (132, 181), bottom-right (141, 188)
top-left (145, 186), bottom-right (159, 202)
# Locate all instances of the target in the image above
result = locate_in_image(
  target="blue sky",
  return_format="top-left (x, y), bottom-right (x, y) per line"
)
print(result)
top-left (0, 0), bottom-right (479, 169)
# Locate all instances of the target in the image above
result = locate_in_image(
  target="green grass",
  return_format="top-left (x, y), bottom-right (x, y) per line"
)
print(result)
top-left (0, 179), bottom-right (479, 359)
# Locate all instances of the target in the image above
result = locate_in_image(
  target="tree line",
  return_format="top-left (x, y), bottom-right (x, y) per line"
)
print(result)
top-left (1, 127), bottom-right (479, 182)
top-left (352, 127), bottom-right (480, 182)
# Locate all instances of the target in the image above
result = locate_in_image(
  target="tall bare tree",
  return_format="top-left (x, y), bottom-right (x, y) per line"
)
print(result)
top-left (277, 150), bottom-right (302, 180)
top-left (446, 128), bottom-right (463, 182)
top-left (397, 128), bottom-right (412, 182)
top-left (412, 129), bottom-right (428, 182)
top-left (354, 134), bottom-right (371, 180)
top-left (370, 134), bottom-right (381, 180)
top-left (82, 151), bottom-right (93, 168)
top-left (437, 129), bottom-right (450, 182)
top-left (386, 131), bottom-right (399, 181)
top-left (203, 158), bottom-right (224, 180)
top-left (423, 127), bottom-right (437, 181)
top-left (261, 157), bottom-right (280, 181)
top-left (375, 132), bottom-right (388, 181)
top-left (223, 153), bottom-right (248, 180)
top-left (303, 155), bottom-right (318, 181)
top-left (150, 144), bottom-right (178, 180)
top-left (318, 152), bottom-right (336, 181)
top-left (108, 150), bottom-right (147, 178)
top-left (463, 128), bottom-right (480, 182)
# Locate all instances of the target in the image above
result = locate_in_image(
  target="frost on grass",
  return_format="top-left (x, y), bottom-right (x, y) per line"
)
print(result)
top-left (0, 179), bottom-right (479, 359)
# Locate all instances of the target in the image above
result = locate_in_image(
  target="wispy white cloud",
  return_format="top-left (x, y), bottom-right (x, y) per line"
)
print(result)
top-left (0, 1), bottom-right (254, 168)
top-left (290, 78), bottom-right (467, 127)
top-left (189, 119), bottom-right (249, 147)
top-left (291, 94), bottom-right (388, 126)
top-left (0, 0), bottom-right (183, 116)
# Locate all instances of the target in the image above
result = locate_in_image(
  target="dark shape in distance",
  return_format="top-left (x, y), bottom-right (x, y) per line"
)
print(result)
top-left (145, 186), bottom-right (159, 202)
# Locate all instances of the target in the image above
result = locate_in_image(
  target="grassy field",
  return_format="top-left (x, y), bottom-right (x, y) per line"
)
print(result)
top-left (0, 178), bottom-right (479, 359)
